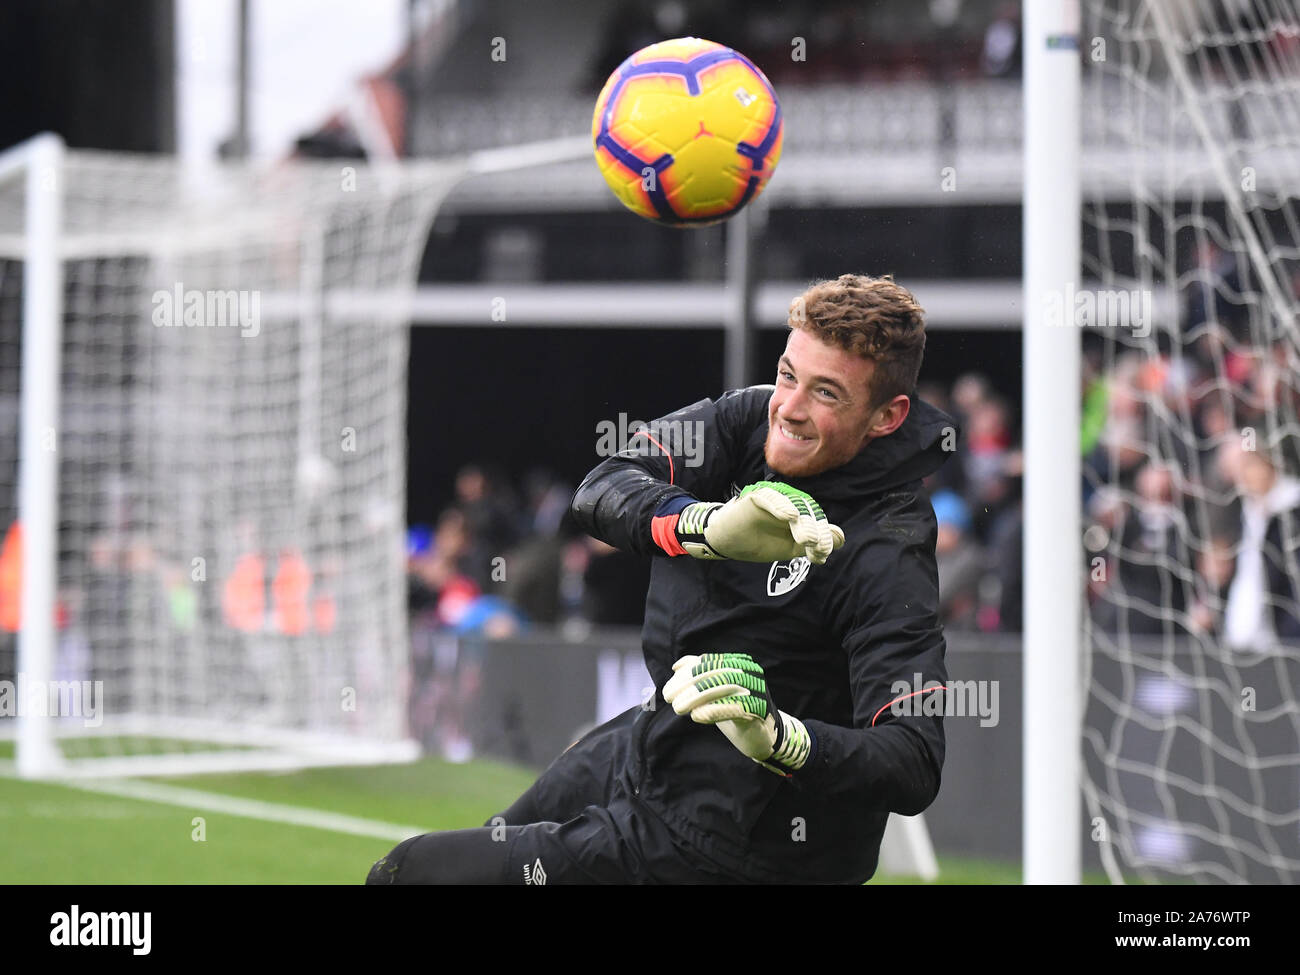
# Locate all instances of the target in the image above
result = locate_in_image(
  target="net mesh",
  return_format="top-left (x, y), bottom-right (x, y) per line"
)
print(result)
top-left (1081, 0), bottom-right (1300, 882)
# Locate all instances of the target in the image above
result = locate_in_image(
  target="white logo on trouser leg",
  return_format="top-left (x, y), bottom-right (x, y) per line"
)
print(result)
top-left (523, 858), bottom-right (547, 885)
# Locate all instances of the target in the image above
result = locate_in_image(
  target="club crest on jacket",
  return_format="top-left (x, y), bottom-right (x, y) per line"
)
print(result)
top-left (767, 557), bottom-right (810, 596)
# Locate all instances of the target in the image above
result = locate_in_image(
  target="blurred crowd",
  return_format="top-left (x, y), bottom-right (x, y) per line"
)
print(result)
top-left (407, 464), bottom-right (650, 639)
top-left (918, 371), bottom-right (1023, 633)
top-left (1077, 244), bottom-right (1300, 650)
top-left (406, 464), bottom-right (652, 757)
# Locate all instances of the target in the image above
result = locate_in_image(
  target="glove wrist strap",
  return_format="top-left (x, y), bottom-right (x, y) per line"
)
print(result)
top-left (756, 712), bottom-right (812, 776)
top-left (676, 502), bottom-right (725, 559)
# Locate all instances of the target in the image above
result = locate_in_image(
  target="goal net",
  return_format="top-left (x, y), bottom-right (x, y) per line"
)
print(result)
top-left (1081, 0), bottom-right (1300, 882)
top-left (0, 143), bottom-right (464, 776)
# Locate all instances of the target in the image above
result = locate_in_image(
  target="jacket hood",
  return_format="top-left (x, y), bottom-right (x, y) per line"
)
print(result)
top-left (754, 387), bottom-right (959, 503)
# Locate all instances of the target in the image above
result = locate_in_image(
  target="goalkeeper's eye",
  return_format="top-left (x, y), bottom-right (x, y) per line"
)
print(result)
top-left (779, 366), bottom-right (837, 402)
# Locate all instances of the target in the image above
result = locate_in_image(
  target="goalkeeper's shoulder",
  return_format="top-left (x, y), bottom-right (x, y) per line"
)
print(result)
top-left (647, 384), bottom-right (772, 455)
top-left (715, 383), bottom-right (774, 433)
top-left (715, 383), bottom-right (774, 409)
top-left (687, 384), bottom-right (774, 472)
top-left (569, 386), bottom-right (774, 553)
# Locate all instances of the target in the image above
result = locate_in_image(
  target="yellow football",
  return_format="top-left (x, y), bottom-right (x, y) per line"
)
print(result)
top-left (592, 37), bottom-right (783, 227)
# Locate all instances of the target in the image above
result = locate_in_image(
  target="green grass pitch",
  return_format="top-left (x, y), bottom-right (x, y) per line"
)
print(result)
top-left (0, 741), bottom-right (1045, 883)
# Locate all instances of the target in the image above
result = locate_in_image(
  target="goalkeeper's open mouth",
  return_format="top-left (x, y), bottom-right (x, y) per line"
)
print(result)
top-left (777, 424), bottom-right (815, 444)
top-left (765, 415), bottom-right (829, 477)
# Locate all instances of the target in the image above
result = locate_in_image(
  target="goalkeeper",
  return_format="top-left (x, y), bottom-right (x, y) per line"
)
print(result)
top-left (367, 273), bottom-right (956, 884)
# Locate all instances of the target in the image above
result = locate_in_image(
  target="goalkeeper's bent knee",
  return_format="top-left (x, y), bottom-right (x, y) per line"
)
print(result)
top-left (364, 827), bottom-right (515, 884)
top-left (365, 834), bottom-right (423, 885)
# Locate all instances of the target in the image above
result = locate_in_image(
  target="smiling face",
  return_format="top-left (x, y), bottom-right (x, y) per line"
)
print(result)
top-left (764, 327), bottom-right (911, 478)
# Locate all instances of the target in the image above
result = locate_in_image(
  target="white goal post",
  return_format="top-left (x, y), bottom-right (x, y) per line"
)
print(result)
top-left (3, 133), bottom-right (65, 778)
top-left (1023, 0), bottom-right (1084, 885)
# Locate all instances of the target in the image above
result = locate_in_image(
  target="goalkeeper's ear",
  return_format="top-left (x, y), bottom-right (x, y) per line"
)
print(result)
top-left (860, 393), bottom-right (910, 446)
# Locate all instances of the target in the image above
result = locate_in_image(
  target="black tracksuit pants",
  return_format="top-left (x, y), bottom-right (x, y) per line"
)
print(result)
top-left (365, 706), bottom-right (736, 884)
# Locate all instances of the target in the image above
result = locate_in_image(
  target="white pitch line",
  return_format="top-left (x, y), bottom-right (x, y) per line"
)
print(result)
top-left (48, 777), bottom-right (428, 842)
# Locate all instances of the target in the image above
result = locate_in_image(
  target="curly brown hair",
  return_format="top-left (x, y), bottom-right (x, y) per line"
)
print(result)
top-left (788, 274), bottom-right (927, 409)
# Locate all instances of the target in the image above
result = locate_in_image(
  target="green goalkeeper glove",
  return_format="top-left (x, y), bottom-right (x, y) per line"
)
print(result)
top-left (669, 481), bottom-right (845, 565)
top-left (662, 652), bottom-right (814, 777)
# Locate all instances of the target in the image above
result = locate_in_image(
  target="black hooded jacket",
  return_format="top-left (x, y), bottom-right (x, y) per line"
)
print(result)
top-left (570, 384), bottom-right (957, 883)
